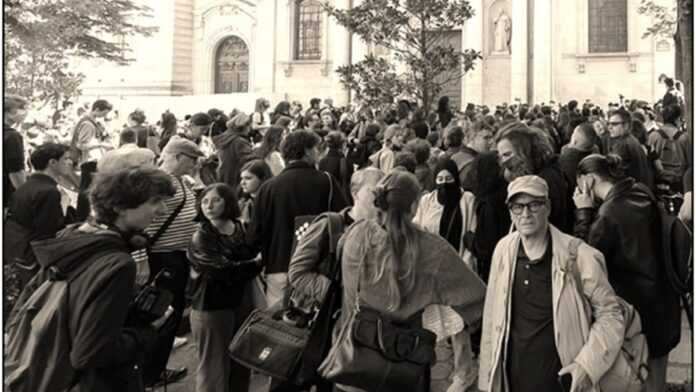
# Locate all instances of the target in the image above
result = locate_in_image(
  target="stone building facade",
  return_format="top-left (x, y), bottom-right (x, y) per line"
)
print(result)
top-left (76, 0), bottom-right (676, 117)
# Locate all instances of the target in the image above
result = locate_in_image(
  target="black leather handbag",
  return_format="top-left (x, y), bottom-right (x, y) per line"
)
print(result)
top-left (318, 259), bottom-right (436, 392)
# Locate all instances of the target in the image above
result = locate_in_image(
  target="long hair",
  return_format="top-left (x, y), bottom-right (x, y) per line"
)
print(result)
top-left (496, 122), bottom-right (555, 173)
top-left (257, 126), bottom-right (284, 159)
top-left (371, 171), bottom-right (421, 311)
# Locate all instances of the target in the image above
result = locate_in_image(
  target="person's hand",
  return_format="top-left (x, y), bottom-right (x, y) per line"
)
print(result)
top-left (558, 362), bottom-right (591, 392)
top-left (679, 191), bottom-right (692, 224)
top-left (151, 305), bottom-right (174, 330)
top-left (573, 180), bottom-right (596, 209)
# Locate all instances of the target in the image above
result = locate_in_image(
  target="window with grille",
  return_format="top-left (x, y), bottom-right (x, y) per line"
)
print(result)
top-left (295, 0), bottom-right (322, 60)
top-left (588, 0), bottom-right (628, 53)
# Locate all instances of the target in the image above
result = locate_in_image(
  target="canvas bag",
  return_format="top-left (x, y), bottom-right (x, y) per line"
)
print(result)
top-left (4, 246), bottom-right (122, 392)
top-left (565, 238), bottom-right (649, 392)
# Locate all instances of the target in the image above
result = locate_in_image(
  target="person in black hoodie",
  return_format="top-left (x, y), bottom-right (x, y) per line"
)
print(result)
top-left (214, 113), bottom-right (254, 188)
top-left (16, 167), bottom-right (176, 392)
top-left (318, 131), bottom-right (354, 204)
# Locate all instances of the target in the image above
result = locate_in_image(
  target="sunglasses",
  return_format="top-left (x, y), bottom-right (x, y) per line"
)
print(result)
top-left (607, 121), bottom-right (625, 127)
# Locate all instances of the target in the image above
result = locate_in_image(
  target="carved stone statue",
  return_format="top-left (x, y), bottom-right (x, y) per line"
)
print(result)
top-left (493, 9), bottom-right (511, 54)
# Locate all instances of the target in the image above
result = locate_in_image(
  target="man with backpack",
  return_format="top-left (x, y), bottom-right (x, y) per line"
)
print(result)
top-left (648, 104), bottom-right (689, 194)
top-left (5, 167), bottom-right (177, 392)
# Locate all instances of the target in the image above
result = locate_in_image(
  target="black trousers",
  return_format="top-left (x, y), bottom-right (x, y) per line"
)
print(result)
top-left (75, 161), bottom-right (98, 222)
top-left (142, 250), bottom-right (190, 386)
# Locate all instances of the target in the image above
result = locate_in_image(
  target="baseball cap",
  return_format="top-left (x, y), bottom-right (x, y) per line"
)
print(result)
top-left (190, 112), bottom-right (213, 127)
top-left (162, 136), bottom-right (204, 159)
top-left (506, 175), bottom-right (549, 203)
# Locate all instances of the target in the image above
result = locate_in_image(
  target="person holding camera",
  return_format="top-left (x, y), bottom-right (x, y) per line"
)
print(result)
top-left (187, 183), bottom-right (262, 392)
top-left (18, 167), bottom-right (176, 392)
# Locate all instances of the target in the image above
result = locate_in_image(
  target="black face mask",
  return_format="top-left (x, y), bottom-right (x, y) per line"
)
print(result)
top-left (436, 182), bottom-right (461, 205)
top-left (391, 144), bottom-right (403, 152)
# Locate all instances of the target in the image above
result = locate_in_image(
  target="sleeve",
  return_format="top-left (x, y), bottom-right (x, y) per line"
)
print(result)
top-left (70, 258), bottom-right (157, 370)
top-left (433, 244), bottom-right (487, 329)
top-left (288, 217), bottom-right (332, 303)
top-left (32, 189), bottom-right (65, 240)
top-left (572, 207), bottom-right (598, 241)
top-left (4, 132), bottom-right (25, 173)
top-left (572, 245), bottom-right (624, 385)
top-left (586, 214), bottom-right (618, 271)
top-left (247, 183), bottom-right (270, 255)
top-left (75, 122), bottom-right (97, 150)
top-left (329, 175), bottom-right (348, 212)
top-left (189, 227), bottom-right (259, 281)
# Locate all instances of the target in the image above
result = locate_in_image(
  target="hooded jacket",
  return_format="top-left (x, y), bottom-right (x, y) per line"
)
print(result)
top-left (30, 223), bottom-right (157, 392)
top-left (213, 130), bottom-right (253, 187)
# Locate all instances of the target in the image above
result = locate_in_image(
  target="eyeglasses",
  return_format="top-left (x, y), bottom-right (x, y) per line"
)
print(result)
top-left (607, 121), bottom-right (625, 127)
top-left (508, 200), bottom-right (545, 215)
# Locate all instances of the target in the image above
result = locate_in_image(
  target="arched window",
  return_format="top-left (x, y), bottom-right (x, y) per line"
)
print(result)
top-left (588, 0), bottom-right (627, 53)
top-left (295, 0), bottom-right (322, 60)
top-left (215, 36), bottom-right (249, 93)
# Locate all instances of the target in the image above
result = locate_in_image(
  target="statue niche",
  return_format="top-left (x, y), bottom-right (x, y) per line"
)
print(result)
top-left (492, 8), bottom-right (511, 54)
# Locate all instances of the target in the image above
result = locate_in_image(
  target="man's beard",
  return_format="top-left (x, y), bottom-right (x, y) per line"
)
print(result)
top-left (502, 157), bottom-right (532, 182)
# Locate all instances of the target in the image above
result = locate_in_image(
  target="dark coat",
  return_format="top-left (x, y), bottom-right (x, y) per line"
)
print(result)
top-left (538, 156), bottom-right (574, 234)
top-left (213, 131), bottom-right (253, 188)
top-left (318, 149), bottom-right (354, 204)
top-left (187, 220), bottom-right (261, 311)
top-left (559, 146), bottom-right (594, 192)
top-left (30, 224), bottom-right (158, 392)
top-left (574, 178), bottom-right (681, 357)
top-left (248, 161), bottom-right (348, 274)
top-left (4, 173), bottom-right (65, 271)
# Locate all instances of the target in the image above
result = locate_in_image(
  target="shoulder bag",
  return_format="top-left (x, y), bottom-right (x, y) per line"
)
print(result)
top-left (318, 252), bottom-right (437, 392)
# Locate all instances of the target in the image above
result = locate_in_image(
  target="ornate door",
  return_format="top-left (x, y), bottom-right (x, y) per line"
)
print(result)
top-left (215, 36), bottom-right (249, 93)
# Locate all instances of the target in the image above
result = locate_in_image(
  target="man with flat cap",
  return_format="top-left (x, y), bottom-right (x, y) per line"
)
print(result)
top-left (142, 136), bottom-right (204, 387)
top-left (478, 175), bottom-right (624, 392)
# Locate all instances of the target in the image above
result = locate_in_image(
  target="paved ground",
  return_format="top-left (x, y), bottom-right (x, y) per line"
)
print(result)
top-left (153, 311), bottom-right (692, 392)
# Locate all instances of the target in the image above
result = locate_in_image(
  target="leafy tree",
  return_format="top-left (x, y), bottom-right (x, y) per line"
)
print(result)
top-left (4, 0), bottom-right (156, 109)
top-left (325, 0), bottom-right (481, 113)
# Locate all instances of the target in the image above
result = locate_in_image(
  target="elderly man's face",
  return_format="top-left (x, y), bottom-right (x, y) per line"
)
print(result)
top-left (508, 194), bottom-right (550, 237)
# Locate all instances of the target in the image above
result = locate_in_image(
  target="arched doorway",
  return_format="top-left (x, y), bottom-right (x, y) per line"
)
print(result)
top-left (215, 36), bottom-right (249, 93)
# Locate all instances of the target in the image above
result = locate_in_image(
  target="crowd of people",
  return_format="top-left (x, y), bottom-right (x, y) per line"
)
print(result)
top-left (2, 74), bottom-right (692, 392)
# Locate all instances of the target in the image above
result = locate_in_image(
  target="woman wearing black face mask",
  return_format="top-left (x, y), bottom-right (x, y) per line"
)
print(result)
top-left (413, 157), bottom-right (480, 392)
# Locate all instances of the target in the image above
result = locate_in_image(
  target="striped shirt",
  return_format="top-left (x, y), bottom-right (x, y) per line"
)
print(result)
top-left (146, 174), bottom-right (198, 252)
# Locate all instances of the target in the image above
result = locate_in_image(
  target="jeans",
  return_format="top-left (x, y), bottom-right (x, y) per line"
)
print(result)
top-left (190, 308), bottom-right (250, 392)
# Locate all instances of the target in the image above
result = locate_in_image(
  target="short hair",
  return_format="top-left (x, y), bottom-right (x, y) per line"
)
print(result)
top-left (241, 159), bottom-right (273, 183)
top-left (326, 131), bottom-right (346, 150)
top-left (280, 129), bottom-right (321, 161)
top-left (631, 119), bottom-right (648, 145)
top-left (350, 167), bottom-right (385, 196)
top-left (568, 100), bottom-right (578, 112)
top-left (30, 143), bottom-right (70, 171)
top-left (631, 111), bottom-right (646, 124)
top-left (310, 98), bottom-right (321, 107)
top-left (393, 151), bottom-right (417, 173)
top-left (196, 183), bottom-right (241, 221)
top-left (662, 104), bottom-right (682, 125)
top-left (4, 95), bottom-right (28, 114)
top-left (664, 77), bottom-right (675, 88)
top-left (574, 122), bottom-right (598, 147)
top-left (426, 132), bottom-right (440, 147)
top-left (445, 126), bottom-right (464, 148)
top-left (129, 109), bottom-right (146, 125)
top-left (610, 108), bottom-right (632, 126)
top-left (120, 128), bottom-right (137, 145)
top-left (89, 167), bottom-right (176, 225)
top-left (92, 99), bottom-right (112, 112)
top-left (405, 138), bottom-right (431, 165)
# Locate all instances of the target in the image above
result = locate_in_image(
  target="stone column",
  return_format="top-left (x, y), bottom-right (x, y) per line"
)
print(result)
top-left (330, 0), bottom-right (352, 106)
top-left (462, 0), bottom-right (484, 105)
top-left (510, 0), bottom-right (528, 103)
top-left (533, 0), bottom-right (552, 103)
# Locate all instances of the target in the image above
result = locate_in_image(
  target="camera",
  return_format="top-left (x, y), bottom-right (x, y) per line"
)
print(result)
top-left (130, 268), bottom-right (174, 324)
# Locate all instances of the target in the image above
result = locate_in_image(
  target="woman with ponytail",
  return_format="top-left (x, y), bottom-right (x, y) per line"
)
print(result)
top-left (334, 170), bottom-right (486, 392)
top-left (573, 153), bottom-right (680, 392)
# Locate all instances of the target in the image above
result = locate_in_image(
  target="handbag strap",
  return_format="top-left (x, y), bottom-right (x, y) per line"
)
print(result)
top-left (150, 177), bottom-right (187, 247)
top-left (324, 171), bottom-right (333, 212)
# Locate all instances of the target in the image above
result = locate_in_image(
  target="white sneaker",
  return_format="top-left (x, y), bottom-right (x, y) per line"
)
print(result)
top-left (173, 336), bottom-right (188, 349)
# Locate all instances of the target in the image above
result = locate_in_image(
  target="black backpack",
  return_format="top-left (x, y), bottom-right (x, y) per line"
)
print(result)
top-left (659, 209), bottom-right (693, 297)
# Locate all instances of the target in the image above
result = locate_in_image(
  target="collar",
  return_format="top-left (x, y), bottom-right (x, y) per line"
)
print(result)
top-left (29, 172), bottom-right (58, 185)
top-left (605, 177), bottom-right (636, 202)
top-left (285, 160), bottom-right (315, 171)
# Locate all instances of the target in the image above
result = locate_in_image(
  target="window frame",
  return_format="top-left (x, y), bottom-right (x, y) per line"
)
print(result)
top-left (294, 0), bottom-right (324, 61)
top-left (587, 0), bottom-right (628, 54)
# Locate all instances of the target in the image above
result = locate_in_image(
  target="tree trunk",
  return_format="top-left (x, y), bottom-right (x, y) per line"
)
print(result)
top-left (678, 0), bottom-right (693, 139)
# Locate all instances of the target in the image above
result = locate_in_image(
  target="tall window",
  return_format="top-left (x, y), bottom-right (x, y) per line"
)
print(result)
top-left (295, 0), bottom-right (322, 60)
top-left (588, 0), bottom-right (628, 53)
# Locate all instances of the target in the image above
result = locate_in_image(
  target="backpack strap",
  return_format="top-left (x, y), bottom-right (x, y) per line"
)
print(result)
top-left (673, 130), bottom-right (684, 141)
top-left (149, 177), bottom-right (187, 247)
top-left (657, 128), bottom-right (670, 140)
